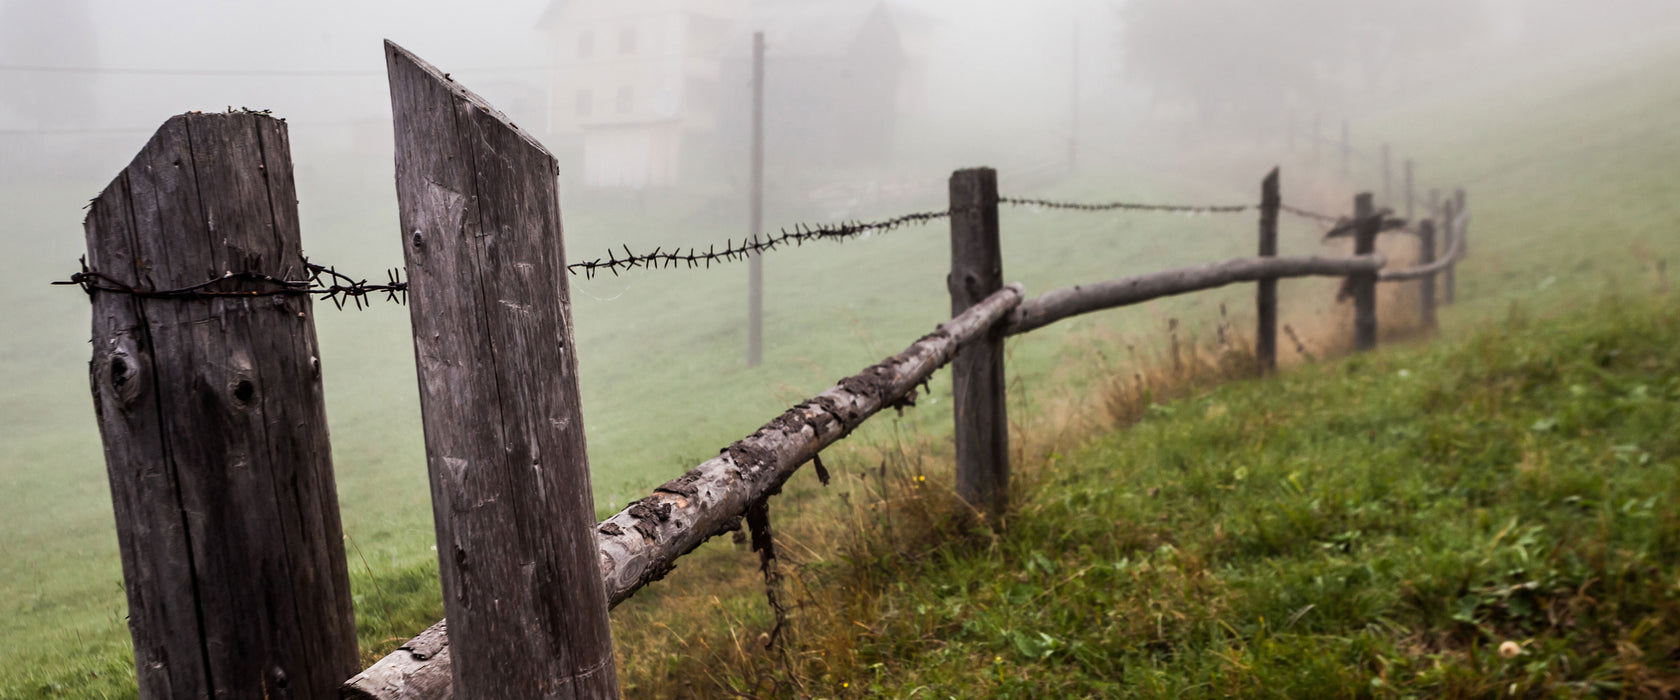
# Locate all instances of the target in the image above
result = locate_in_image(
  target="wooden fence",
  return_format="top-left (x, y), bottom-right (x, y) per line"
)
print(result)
top-left (75, 44), bottom-right (1469, 699)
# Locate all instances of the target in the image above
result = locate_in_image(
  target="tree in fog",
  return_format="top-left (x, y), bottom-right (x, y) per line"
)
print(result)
top-left (1118, 0), bottom-right (1486, 119)
top-left (0, 0), bottom-right (101, 127)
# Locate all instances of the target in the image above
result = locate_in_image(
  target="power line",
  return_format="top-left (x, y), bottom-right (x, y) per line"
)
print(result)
top-left (0, 63), bottom-right (547, 77)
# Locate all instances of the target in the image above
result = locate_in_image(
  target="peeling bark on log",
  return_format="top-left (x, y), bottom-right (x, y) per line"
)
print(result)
top-left (1001, 254), bottom-right (1385, 337)
top-left (342, 283), bottom-right (1025, 700)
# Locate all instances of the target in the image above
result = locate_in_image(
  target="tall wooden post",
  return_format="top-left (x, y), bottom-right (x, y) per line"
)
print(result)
top-left (1340, 119), bottom-right (1351, 178)
top-left (385, 42), bottom-right (618, 698)
top-left (1256, 168), bottom-right (1280, 375)
top-left (949, 168), bottom-right (1009, 518)
top-left (1353, 192), bottom-right (1379, 351)
top-left (83, 112), bottom-right (357, 699)
top-left (1068, 23), bottom-right (1079, 172)
top-left (1418, 218), bottom-right (1438, 331)
top-left (747, 31), bottom-right (766, 367)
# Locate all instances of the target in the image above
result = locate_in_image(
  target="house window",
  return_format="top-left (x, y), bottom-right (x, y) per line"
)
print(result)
top-left (616, 86), bottom-right (633, 114)
top-left (576, 90), bottom-right (592, 117)
top-left (578, 31), bottom-right (594, 60)
top-left (619, 27), bottom-right (637, 55)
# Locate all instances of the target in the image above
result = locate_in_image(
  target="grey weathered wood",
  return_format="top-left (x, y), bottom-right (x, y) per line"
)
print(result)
top-left (747, 31), bottom-right (765, 367)
top-left (384, 41), bottom-right (617, 699)
top-left (1454, 188), bottom-right (1468, 258)
top-left (1353, 192), bottom-right (1379, 351)
top-left (1256, 168), bottom-right (1280, 375)
top-left (1002, 253), bottom-right (1385, 337)
top-left (1378, 209), bottom-right (1466, 282)
top-left (84, 112), bottom-right (357, 699)
top-left (948, 167), bottom-right (1009, 518)
top-left (1415, 218), bottom-right (1437, 330)
top-left (345, 284), bottom-right (1028, 700)
top-left (343, 623), bottom-right (454, 699)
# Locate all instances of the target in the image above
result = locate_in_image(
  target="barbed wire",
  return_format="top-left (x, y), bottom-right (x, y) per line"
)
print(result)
top-left (1001, 196), bottom-right (1252, 215)
top-left (565, 207), bottom-right (955, 279)
top-left (54, 256), bottom-right (408, 310)
top-left (55, 193), bottom-right (1362, 305)
top-left (1278, 204), bottom-right (1342, 223)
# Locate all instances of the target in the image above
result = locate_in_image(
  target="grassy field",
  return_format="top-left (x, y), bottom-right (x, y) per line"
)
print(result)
top-left (4, 20), bottom-right (1680, 699)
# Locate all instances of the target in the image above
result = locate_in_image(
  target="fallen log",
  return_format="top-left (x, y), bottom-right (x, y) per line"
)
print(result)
top-left (343, 282), bottom-right (1025, 699)
top-left (1001, 253), bottom-right (1386, 336)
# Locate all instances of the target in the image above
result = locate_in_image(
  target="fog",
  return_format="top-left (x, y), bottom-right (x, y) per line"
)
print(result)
top-left (4, 1), bottom-right (1680, 690)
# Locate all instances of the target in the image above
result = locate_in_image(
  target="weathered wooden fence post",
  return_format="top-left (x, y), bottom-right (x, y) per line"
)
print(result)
top-left (1256, 168), bottom-right (1280, 375)
top-left (83, 111), bottom-right (357, 699)
top-left (949, 167), bottom-right (1009, 518)
top-left (1353, 192), bottom-right (1379, 351)
top-left (385, 41), bottom-right (618, 697)
top-left (1418, 218), bottom-right (1438, 331)
top-left (1441, 195), bottom-right (1458, 305)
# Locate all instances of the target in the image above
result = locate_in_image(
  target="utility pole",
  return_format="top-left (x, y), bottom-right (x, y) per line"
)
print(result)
top-left (747, 31), bottom-right (765, 367)
top-left (1068, 22), bottom-right (1079, 172)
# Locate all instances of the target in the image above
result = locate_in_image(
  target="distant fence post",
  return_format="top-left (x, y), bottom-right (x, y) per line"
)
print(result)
top-left (83, 112), bottom-right (357, 698)
top-left (1403, 159), bottom-right (1415, 224)
top-left (385, 42), bottom-right (618, 698)
top-left (1353, 192), bottom-right (1379, 350)
top-left (1340, 119), bottom-right (1350, 178)
top-left (949, 167), bottom-right (1009, 518)
top-left (1381, 143), bottom-right (1392, 206)
top-left (1454, 188), bottom-right (1469, 258)
top-left (1441, 195), bottom-right (1458, 305)
top-left (1418, 217), bottom-right (1439, 331)
top-left (1256, 168), bottom-right (1280, 375)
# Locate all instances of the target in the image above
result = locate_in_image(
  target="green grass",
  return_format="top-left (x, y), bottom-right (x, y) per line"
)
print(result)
top-left (748, 293), bottom-right (1680, 698)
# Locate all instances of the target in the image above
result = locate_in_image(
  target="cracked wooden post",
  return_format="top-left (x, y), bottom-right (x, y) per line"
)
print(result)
top-left (385, 41), bottom-right (617, 698)
top-left (83, 112), bottom-right (357, 698)
top-left (949, 167), bottom-right (1009, 518)
top-left (1256, 168), bottom-right (1280, 375)
top-left (1353, 192), bottom-right (1379, 351)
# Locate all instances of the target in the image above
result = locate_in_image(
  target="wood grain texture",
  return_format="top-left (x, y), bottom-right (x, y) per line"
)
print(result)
top-left (1001, 253), bottom-right (1386, 337)
top-left (84, 111), bottom-right (357, 699)
top-left (344, 284), bottom-right (1027, 700)
top-left (1441, 197), bottom-right (1458, 304)
top-left (1256, 168), bottom-right (1280, 376)
top-left (948, 168), bottom-right (1009, 517)
top-left (384, 41), bottom-right (616, 699)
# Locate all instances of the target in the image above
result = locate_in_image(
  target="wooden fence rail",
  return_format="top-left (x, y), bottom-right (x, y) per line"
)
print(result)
top-left (75, 45), bottom-right (1470, 700)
